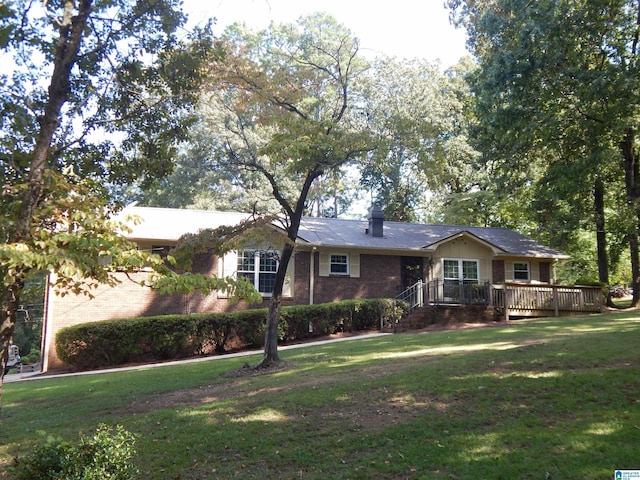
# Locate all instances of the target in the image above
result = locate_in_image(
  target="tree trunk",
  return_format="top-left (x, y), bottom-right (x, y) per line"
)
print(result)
top-left (0, 277), bottom-right (24, 412)
top-left (593, 177), bottom-right (613, 306)
top-left (257, 230), bottom-right (297, 367)
top-left (262, 294), bottom-right (282, 365)
top-left (1, 1), bottom-right (92, 412)
top-left (620, 128), bottom-right (640, 307)
top-left (257, 171), bottom-right (321, 367)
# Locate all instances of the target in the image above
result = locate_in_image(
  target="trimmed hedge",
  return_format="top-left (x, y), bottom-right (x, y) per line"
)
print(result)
top-left (56, 299), bottom-right (406, 370)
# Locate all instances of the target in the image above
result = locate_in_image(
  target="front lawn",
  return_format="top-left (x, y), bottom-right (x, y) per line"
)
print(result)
top-left (2, 311), bottom-right (639, 479)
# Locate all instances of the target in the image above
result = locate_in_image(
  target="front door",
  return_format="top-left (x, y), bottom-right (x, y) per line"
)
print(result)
top-left (443, 259), bottom-right (479, 303)
top-left (401, 257), bottom-right (424, 290)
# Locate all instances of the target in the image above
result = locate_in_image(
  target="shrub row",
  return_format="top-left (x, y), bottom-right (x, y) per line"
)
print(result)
top-left (56, 299), bottom-right (406, 369)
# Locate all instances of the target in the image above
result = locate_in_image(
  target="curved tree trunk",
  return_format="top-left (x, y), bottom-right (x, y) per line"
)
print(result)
top-left (257, 171), bottom-right (321, 367)
top-left (258, 242), bottom-right (296, 367)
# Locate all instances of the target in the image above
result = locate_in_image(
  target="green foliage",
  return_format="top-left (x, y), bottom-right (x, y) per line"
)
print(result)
top-left (447, 0), bottom-right (640, 289)
top-left (14, 425), bottom-right (137, 480)
top-left (0, 0), bottom-right (223, 385)
top-left (360, 56), bottom-right (479, 222)
top-left (55, 299), bottom-right (404, 369)
top-left (13, 433), bottom-right (73, 480)
top-left (4, 313), bottom-right (640, 479)
top-left (21, 349), bottom-right (40, 364)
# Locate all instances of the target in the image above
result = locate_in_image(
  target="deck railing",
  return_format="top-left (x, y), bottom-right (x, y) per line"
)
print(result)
top-left (395, 280), bottom-right (425, 314)
top-left (425, 279), bottom-right (491, 306)
top-left (492, 283), bottom-right (604, 319)
top-left (397, 280), bottom-right (604, 319)
top-left (396, 279), bottom-right (491, 312)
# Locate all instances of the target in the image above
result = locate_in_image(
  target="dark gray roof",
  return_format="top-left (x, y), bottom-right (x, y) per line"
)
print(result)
top-left (297, 217), bottom-right (568, 259)
top-left (119, 206), bottom-right (567, 259)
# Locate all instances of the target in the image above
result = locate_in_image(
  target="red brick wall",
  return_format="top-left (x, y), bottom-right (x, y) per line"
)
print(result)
top-left (312, 253), bottom-right (403, 304)
top-left (44, 250), bottom-right (402, 370)
top-left (292, 251), bottom-right (310, 304)
top-left (45, 252), bottom-right (314, 369)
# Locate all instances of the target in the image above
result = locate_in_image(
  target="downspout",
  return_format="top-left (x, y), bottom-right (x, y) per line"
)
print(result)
top-left (309, 247), bottom-right (316, 305)
top-left (40, 272), bottom-right (53, 373)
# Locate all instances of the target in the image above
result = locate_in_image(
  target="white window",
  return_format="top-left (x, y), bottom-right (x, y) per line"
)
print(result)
top-left (330, 254), bottom-right (349, 275)
top-left (443, 259), bottom-right (479, 283)
top-left (237, 250), bottom-right (278, 294)
top-left (513, 262), bottom-right (530, 281)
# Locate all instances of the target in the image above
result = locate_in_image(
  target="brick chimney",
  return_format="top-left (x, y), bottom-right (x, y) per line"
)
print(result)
top-left (367, 206), bottom-right (384, 237)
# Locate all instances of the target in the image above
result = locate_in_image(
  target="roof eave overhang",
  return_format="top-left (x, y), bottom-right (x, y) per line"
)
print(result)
top-left (424, 231), bottom-right (506, 255)
top-left (127, 236), bottom-right (179, 244)
top-left (494, 252), bottom-right (570, 260)
top-left (294, 242), bottom-right (427, 254)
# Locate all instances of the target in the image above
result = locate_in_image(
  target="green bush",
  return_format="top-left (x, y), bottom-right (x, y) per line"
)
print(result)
top-left (56, 299), bottom-right (405, 370)
top-left (22, 349), bottom-right (41, 364)
top-left (14, 424), bottom-right (138, 480)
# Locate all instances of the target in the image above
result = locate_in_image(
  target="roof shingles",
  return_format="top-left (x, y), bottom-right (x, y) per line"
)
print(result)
top-left (120, 206), bottom-right (568, 259)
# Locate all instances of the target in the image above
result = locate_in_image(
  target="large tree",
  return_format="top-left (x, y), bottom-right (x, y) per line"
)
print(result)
top-left (0, 1), bottom-right (250, 400)
top-left (195, 14), bottom-right (374, 366)
top-left (359, 56), bottom-right (479, 222)
top-left (448, 0), bottom-right (640, 301)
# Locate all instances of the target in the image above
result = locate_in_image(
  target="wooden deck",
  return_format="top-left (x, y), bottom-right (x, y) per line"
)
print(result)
top-left (397, 280), bottom-right (604, 323)
top-left (492, 283), bottom-right (604, 320)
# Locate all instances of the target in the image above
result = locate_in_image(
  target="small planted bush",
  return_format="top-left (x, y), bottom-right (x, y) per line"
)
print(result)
top-left (14, 424), bottom-right (138, 480)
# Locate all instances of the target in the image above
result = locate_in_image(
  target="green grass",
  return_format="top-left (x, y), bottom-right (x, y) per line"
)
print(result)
top-left (2, 311), bottom-right (640, 479)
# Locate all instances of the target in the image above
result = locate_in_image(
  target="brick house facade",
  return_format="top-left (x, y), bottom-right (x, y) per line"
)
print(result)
top-left (41, 206), bottom-right (568, 371)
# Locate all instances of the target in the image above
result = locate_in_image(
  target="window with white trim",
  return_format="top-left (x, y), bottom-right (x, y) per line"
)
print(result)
top-left (330, 254), bottom-right (349, 275)
top-left (513, 262), bottom-right (530, 281)
top-left (443, 259), bottom-right (479, 283)
top-left (237, 250), bottom-right (278, 294)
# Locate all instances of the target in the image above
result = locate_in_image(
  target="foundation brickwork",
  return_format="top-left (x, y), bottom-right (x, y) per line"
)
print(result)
top-left (395, 305), bottom-right (500, 332)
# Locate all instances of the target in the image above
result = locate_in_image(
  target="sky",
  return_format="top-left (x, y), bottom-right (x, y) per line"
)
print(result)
top-left (181, 0), bottom-right (470, 68)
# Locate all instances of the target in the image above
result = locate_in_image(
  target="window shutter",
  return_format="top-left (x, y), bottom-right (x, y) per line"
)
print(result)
top-left (505, 262), bottom-right (514, 280)
top-left (349, 253), bottom-right (360, 278)
top-left (319, 252), bottom-right (329, 277)
top-left (217, 251), bottom-right (238, 299)
top-left (282, 258), bottom-right (294, 297)
top-left (530, 262), bottom-right (539, 282)
top-left (222, 251), bottom-right (238, 279)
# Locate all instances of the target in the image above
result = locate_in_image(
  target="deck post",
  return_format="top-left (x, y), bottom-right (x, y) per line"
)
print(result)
top-left (553, 285), bottom-right (559, 317)
top-left (504, 286), bottom-right (511, 321)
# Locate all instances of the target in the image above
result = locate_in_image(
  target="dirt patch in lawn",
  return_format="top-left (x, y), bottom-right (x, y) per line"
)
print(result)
top-left (115, 322), bottom-right (504, 418)
top-left (121, 356), bottom-right (443, 428)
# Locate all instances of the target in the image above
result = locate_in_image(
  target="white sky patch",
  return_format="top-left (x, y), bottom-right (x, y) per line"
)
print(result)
top-left (182, 0), bottom-right (470, 67)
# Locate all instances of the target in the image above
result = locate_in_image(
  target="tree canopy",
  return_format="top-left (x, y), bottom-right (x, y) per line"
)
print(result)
top-left (183, 13), bottom-right (375, 365)
top-left (0, 1), bottom-right (253, 390)
top-left (447, 0), bottom-right (640, 299)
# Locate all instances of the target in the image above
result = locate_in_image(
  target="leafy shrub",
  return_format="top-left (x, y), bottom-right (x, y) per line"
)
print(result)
top-left (13, 433), bottom-right (72, 480)
top-left (574, 277), bottom-right (605, 287)
top-left (14, 424), bottom-right (138, 480)
top-left (22, 349), bottom-right (41, 364)
top-left (56, 299), bottom-right (405, 369)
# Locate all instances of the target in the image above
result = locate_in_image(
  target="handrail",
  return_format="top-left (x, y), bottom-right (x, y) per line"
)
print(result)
top-left (395, 280), bottom-right (425, 314)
